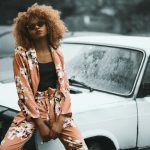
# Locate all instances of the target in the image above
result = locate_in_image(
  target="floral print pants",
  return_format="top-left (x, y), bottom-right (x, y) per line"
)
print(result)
top-left (0, 88), bottom-right (88, 150)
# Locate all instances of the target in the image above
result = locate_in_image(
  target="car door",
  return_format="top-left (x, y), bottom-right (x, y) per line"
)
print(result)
top-left (136, 57), bottom-right (150, 148)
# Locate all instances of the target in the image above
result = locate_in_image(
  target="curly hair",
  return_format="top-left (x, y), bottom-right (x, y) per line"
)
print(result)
top-left (12, 3), bottom-right (68, 49)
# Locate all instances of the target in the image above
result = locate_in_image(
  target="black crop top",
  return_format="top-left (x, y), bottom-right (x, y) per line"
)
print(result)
top-left (37, 61), bottom-right (58, 91)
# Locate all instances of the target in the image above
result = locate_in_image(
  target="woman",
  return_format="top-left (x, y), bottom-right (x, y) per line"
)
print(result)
top-left (0, 3), bottom-right (88, 150)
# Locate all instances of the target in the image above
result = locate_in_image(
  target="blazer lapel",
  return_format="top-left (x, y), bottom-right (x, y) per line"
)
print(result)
top-left (28, 48), bottom-right (40, 95)
top-left (30, 47), bottom-right (65, 96)
top-left (50, 48), bottom-right (65, 92)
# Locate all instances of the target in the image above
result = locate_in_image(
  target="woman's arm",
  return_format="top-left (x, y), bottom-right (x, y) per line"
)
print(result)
top-left (55, 49), bottom-right (72, 116)
top-left (48, 49), bottom-right (71, 139)
top-left (13, 48), bottom-right (40, 120)
top-left (13, 47), bottom-right (51, 141)
top-left (33, 118), bottom-right (50, 142)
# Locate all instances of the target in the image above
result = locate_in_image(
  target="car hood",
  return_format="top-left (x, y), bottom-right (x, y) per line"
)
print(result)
top-left (0, 82), bottom-right (19, 110)
top-left (71, 90), bottom-right (124, 114)
top-left (0, 83), bottom-right (124, 113)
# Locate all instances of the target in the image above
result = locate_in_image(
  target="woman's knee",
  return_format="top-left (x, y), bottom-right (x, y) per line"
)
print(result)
top-left (0, 142), bottom-right (23, 150)
top-left (0, 144), bottom-right (11, 150)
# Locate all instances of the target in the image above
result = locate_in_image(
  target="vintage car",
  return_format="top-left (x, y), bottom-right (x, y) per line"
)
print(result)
top-left (1, 32), bottom-right (150, 150)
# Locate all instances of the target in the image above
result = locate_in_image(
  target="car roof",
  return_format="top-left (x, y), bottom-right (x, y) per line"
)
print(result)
top-left (63, 35), bottom-right (150, 54)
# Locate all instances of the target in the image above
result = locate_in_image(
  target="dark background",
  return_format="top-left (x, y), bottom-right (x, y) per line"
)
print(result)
top-left (1, 0), bottom-right (150, 35)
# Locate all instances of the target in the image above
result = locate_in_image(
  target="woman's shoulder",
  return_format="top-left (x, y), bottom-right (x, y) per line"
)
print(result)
top-left (14, 46), bottom-right (28, 54)
top-left (15, 46), bottom-right (27, 53)
top-left (14, 46), bottom-right (27, 59)
top-left (53, 47), bottom-right (64, 57)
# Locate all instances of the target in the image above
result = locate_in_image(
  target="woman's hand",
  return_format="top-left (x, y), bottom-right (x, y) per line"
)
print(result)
top-left (50, 115), bottom-right (65, 139)
top-left (33, 118), bottom-right (50, 142)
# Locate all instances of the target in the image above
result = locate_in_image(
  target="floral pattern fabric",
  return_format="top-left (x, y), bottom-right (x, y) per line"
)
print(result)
top-left (13, 46), bottom-right (71, 123)
top-left (7, 121), bottom-right (33, 140)
top-left (0, 89), bottom-right (88, 150)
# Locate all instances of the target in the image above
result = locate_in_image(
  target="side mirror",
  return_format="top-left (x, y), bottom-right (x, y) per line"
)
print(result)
top-left (138, 82), bottom-right (150, 98)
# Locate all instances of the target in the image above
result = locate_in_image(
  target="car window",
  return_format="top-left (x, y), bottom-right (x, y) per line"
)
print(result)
top-left (141, 58), bottom-right (150, 83)
top-left (137, 58), bottom-right (150, 97)
top-left (0, 31), bottom-right (15, 58)
top-left (0, 57), bottom-right (14, 83)
top-left (0, 31), bottom-right (15, 83)
top-left (61, 43), bottom-right (143, 95)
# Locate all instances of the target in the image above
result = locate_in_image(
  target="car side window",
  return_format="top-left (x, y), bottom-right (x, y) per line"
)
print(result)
top-left (142, 59), bottom-right (150, 83)
top-left (138, 58), bottom-right (150, 97)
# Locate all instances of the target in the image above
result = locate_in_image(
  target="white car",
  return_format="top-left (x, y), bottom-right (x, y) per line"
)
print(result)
top-left (1, 33), bottom-right (150, 150)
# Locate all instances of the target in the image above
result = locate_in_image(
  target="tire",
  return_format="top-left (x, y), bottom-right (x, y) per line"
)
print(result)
top-left (88, 141), bottom-right (102, 150)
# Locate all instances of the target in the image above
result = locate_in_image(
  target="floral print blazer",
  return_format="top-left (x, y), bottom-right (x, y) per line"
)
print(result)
top-left (13, 46), bottom-right (71, 121)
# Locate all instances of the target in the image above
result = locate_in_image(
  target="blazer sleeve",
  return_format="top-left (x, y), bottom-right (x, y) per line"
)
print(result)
top-left (13, 48), bottom-right (40, 120)
top-left (60, 73), bottom-right (72, 116)
top-left (56, 49), bottom-right (72, 116)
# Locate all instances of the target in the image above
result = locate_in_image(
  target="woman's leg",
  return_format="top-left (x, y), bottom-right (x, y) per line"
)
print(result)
top-left (59, 117), bottom-right (88, 150)
top-left (0, 119), bottom-right (35, 150)
top-left (0, 90), bottom-right (51, 150)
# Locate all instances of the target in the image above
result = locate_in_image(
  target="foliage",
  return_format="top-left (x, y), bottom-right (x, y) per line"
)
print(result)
top-left (0, 0), bottom-right (150, 35)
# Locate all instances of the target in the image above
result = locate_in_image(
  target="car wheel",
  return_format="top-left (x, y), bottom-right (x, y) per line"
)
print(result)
top-left (88, 142), bottom-right (102, 150)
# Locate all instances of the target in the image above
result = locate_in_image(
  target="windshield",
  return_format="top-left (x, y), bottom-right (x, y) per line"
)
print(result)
top-left (61, 43), bottom-right (143, 95)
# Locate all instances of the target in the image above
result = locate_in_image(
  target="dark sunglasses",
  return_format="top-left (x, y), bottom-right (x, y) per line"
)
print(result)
top-left (27, 20), bottom-right (45, 30)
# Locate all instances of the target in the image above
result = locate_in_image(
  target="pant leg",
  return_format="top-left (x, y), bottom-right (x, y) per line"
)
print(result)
top-left (0, 119), bottom-right (35, 150)
top-left (46, 89), bottom-right (88, 149)
top-left (0, 90), bottom-right (51, 150)
top-left (59, 117), bottom-right (88, 150)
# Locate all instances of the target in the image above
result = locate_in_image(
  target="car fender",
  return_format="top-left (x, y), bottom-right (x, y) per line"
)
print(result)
top-left (83, 129), bottom-right (119, 150)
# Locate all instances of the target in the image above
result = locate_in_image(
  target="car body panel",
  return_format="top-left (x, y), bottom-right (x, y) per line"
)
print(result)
top-left (131, 54), bottom-right (150, 149)
top-left (137, 97), bottom-right (150, 148)
top-left (135, 56), bottom-right (150, 148)
top-left (63, 35), bottom-right (150, 54)
top-left (72, 97), bottom-right (137, 149)
top-left (0, 82), bottom-right (19, 110)
top-left (0, 81), bottom-right (137, 149)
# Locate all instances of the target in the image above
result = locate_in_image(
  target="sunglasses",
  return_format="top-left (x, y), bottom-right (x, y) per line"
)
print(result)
top-left (27, 20), bottom-right (45, 30)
